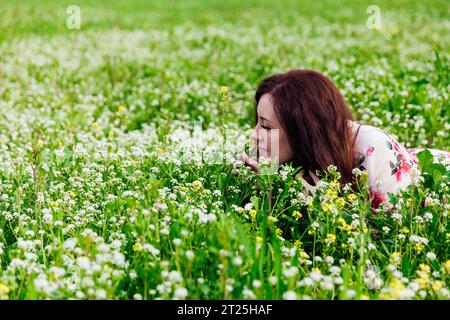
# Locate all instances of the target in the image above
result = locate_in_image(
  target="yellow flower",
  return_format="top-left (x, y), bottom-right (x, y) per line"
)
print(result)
top-left (268, 216), bottom-right (278, 223)
top-left (0, 283), bottom-right (9, 300)
top-left (416, 276), bottom-right (429, 289)
top-left (338, 217), bottom-right (352, 233)
top-left (325, 189), bottom-right (338, 199)
top-left (418, 264), bottom-right (431, 274)
top-left (322, 202), bottom-right (332, 212)
top-left (300, 251), bottom-right (309, 259)
top-left (341, 243), bottom-right (348, 249)
top-left (249, 209), bottom-right (257, 220)
top-left (294, 240), bottom-right (303, 249)
top-left (444, 260), bottom-right (450, 274)
top-left (312, 267), bottom-right (321, 274)
top-left (132, 242), bottom-right (142, 252)
top-left (275, 228), bottom-right (283, 236)
top-left (292, 210), bottom-right (302, 221)
top-left (390, 252), bottom-right (401, 265)
top-left (92, 121), bottom-right (101, 130)
top-left (336, 198), bottom-right (346, 208)
top-left (401, 227), bottom-right (409, 234)
top-left (256, 236), bottom-right (263, 244)
top-left (117, 105), bottom-right (126, 114)
top-left (326, 234), bottom-right (336, 244)
top-left (432, 280), bottom-right (442, 293)
top-left (192, 180), bottom-right (203, 191)
top-left (386, 278), bottom-right (405, 299)
top-left (330, 180), bottom-right (340, 189)
top-left (0, 283), bottom-right (9, 295)
top-left (220, 86), bottom-right (229, 95)
top-left (347, 193), bottom-right (357, 204)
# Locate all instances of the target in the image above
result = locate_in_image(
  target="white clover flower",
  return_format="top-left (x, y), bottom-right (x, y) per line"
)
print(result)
top-left (242, 288), bottom-right (256, 299)
top-left (410, 235), bottom-right (428, 245)
top-left (282, 291), bottom-right (297, 300)
top-left (283, 266), bottom-right (298, 278)
top-left (269, 276), bottom-right (278, 285)
top-left (252, 280), bottom-right (262, 288)
top-left (330, 266), bottom-right (341, 275)
top-left (311, 222), bottom-right (320, 229)
top-left (320, 279), bottom-right (334, 291)
top-left (310, 270), bottom-right (322, 282)
top-left (77, 257), bottom-right (91, 270)
top-left (185, 250), bottom-right (194, 260)
top-left (169, 271), bottom-right (182, 283)
top-left (426, 252), bottom-right (436, 261)
top-left (409, 281), bottom-right (419, 292)
top-left (399, 288), bottom-right (415, 299)
top-left (314, 256), bottom-right (323, 262)
top-left (95, 289), bottom-right (107, 299)
top-left (174, 287), bottom-right (188, 299)
top-left (345, 289), bottom-right (356, 298)
top-left (233, 256), bottom-right (243, 266)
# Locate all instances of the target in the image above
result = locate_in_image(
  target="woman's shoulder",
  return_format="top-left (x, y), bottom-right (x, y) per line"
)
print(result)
top-left (348, 120), bottom-right (398, 154)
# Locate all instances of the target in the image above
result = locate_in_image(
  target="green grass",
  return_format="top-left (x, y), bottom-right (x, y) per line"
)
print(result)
top-left (0, 0), bottom-right (448, 300)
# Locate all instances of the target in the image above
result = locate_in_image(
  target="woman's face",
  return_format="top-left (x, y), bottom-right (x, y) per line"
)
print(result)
top-left (250, 93), bottom-right (294, 164)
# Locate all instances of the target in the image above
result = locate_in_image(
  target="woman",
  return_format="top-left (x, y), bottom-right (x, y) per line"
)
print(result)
top-left (236, 69), bottom-right (449, 211)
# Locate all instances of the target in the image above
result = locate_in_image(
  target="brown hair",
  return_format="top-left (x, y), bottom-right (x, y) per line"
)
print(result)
top-left (255, 69), bottom-right (361, 187)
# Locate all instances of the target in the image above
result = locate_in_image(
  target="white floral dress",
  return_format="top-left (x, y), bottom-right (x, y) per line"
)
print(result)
top-left (348, 120), bottom-right (450, 211)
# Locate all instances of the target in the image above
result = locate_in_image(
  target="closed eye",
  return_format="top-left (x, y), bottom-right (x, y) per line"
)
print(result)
top-left (261, 125), bottom-right (271, 131)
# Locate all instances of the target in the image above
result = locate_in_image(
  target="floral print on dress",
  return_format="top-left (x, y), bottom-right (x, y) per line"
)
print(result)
top-left (347, 120), bottom-right (449, 213)
top-left (385, 138), bottom-right (415, 182)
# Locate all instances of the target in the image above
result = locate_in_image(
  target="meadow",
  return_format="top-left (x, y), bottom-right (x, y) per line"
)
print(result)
top-left (0, 0), bottom-right (449, 299)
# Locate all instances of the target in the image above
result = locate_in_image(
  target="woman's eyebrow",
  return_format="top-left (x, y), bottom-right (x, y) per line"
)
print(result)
top-left (259, 116), bottom-right (272, 124)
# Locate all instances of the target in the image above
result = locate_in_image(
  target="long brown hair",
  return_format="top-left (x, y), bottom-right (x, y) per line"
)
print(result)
top-left (255, 69), bottom-right (361, 187)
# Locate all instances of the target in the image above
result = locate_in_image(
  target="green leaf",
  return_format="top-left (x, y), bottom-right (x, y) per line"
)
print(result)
top-left (416, 149), bottom-right (434, 172)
